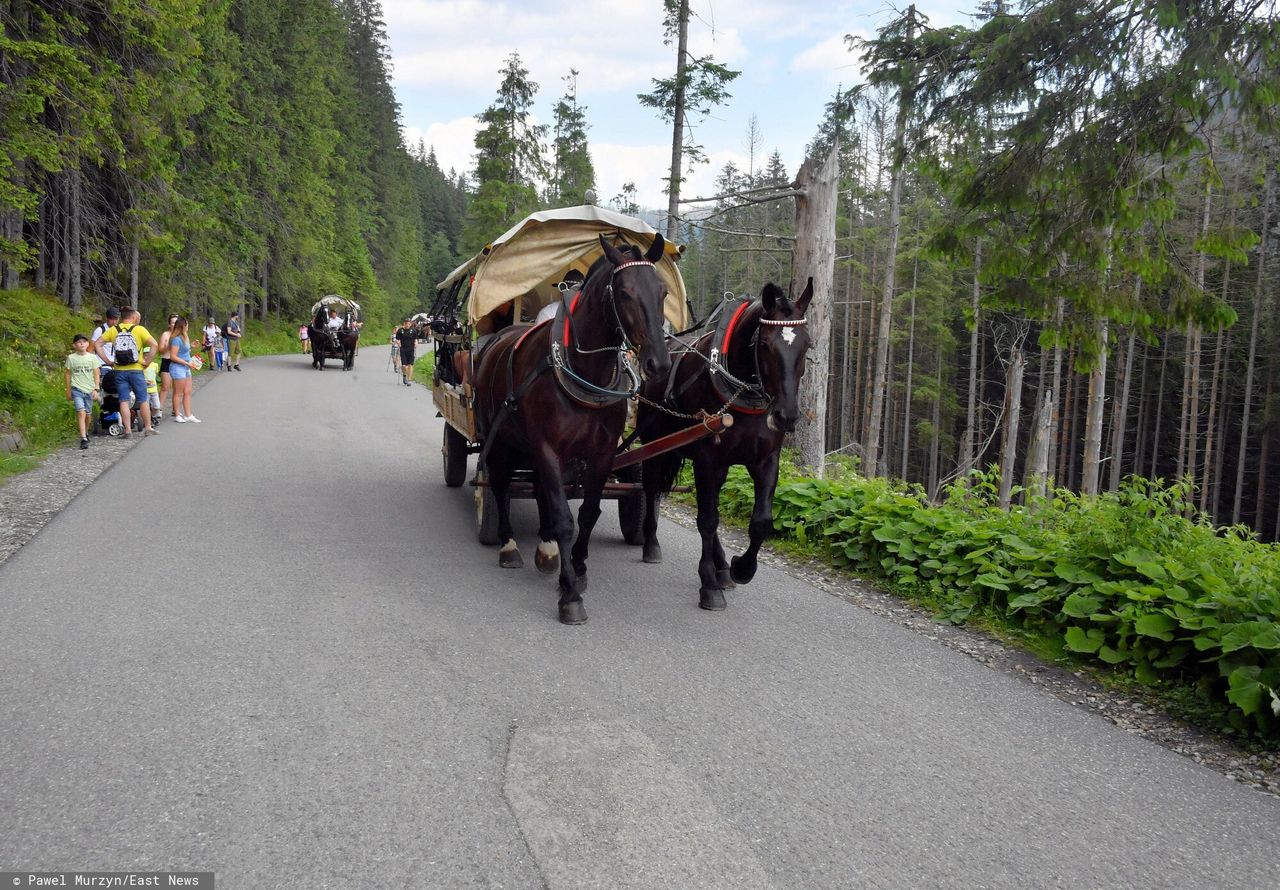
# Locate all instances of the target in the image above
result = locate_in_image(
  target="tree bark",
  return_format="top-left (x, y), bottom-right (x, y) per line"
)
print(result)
top-left (1024, 387), bottom-right (1054, 506)
top-left (35, 190), bottom-right (46, 290)
top-left (791, 144), bottom-right (839, 475)
top-left (959, 239), bottom-right (982, 477)
top-left (928, 356), bottom-right (942, 499)
top-left (1234, 164), bottom-right (1271, 525)
top-left (664, 0), bottom-right (690, 244)
top-left (1047, 296), bottom-right (1064, 486)
top-left (1081, 318), bottom-right (1109, 496)
top-left (998, 348), bottom-right (1025, 509)
top-left (900, 249), bottom-right (919, 477)
top-left (1150, 336), bottom-right (1168, 480)
top-left (68, 171), bottom-right (82, 311)
top-left (1200, 324), bottom-right (1226, 516)
top-left (1108, 323), bottom-right (1136, 492)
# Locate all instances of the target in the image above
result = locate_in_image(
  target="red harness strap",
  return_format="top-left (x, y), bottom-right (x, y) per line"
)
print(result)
top-left (718, 302), bottom-right (766, 415)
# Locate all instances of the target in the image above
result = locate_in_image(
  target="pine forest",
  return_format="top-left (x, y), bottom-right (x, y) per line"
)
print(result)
top-left (5, 0), bottom-right (1280, 546)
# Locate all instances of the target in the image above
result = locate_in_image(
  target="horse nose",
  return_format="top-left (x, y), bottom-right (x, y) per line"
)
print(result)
top-left (642, 350), bottom-right (671, 382)
top-left (774, 408), bottom-right (799, 432)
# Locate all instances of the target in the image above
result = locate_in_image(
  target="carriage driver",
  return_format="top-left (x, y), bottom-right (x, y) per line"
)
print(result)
top-left (326, 308), bottom-right (343, 330)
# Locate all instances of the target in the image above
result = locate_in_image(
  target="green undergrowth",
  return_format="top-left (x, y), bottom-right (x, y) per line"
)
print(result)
top-left (681, 459), bottom-right (1280, 743)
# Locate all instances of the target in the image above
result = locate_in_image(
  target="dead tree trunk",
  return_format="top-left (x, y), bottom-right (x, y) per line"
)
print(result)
top-left (998, 348), bottom-right (1025, 509)
top-left (1108, 324), bottom-right (1136, 491)
top-left (900, 251), bottom-right (919, 477)
top-left (68, 170), bottom-right (82, 311)
top-left (959, 239), bottom-right (982, 477)
top-left (1025, 388), bottom-right (1054, 506)
top-left (664, 0), bottom-right (690, 244)
top-left (1234, 165), bottom-right (1272, 525)
top-left (791, 144), bottom-right (839, 475)
top-left (864, 23), bottom-right (915, 478)
top-left (1081, 318), bottom-right (1109, 496)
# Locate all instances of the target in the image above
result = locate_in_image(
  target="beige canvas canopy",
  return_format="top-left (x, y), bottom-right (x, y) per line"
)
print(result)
top-left (310, 294), bottom-right (362, 318)
top-left (439, 205), bottom-right (689, 329)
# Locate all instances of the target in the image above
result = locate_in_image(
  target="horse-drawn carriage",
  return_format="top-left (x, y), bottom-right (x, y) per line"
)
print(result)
top-left (308, 295), bottom-right (361, 370)
top-left (431, 204), bottom-right (813, 624)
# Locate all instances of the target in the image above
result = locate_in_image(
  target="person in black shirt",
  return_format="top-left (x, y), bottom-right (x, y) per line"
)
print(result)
top-left (394, 319), bottom-right (418, 386)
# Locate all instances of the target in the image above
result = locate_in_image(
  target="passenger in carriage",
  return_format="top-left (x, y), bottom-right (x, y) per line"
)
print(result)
top-left (535, 268), bottom-right (585, 325)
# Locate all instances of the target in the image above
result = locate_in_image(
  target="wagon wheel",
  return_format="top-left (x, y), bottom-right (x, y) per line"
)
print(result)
top-left (616, 464), bottom-right (646, 545)
top-left (442, 424), bottom-right (468, 488)
top-left (474, 463), bottom-right (501, 546)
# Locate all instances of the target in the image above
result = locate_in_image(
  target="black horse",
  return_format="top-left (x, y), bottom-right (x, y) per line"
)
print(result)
top-left (637, 278), bottom-right (813, 610)
top-left (309, 309), bottom-right (359, 371)
top-left (473, 235), bottom-right (672, 625)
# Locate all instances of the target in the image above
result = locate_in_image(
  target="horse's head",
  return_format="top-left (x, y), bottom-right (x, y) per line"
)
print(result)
top-left (594, 234), bottom-right (672, 382)
top-left (756, 278), bottom-right (814, 433)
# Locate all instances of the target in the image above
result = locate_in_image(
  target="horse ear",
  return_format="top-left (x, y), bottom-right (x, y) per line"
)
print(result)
top-left (644, 233), bottom-right (665, 264)
top-left (761, 282), bottom-right (784, 312)
top-left (795, 277), bottom-right (814, 314)
top-left (600, 235), bottom-right (626, 267)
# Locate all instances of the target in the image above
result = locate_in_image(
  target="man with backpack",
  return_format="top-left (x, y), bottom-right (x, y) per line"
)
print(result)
top-left (223, 312), bottom-right (243, 371)
top-left (94, 307), bottom-right (160, 438)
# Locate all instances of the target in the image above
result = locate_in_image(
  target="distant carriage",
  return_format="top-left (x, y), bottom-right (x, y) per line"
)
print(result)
top-left (308, 295), bottom-right (361, 371)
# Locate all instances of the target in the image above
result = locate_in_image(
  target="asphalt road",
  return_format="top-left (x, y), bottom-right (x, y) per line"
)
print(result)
top-left (2, 347), bottom-right (1276, 889)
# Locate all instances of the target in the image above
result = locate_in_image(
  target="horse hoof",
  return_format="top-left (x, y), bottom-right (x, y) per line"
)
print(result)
top-left (699, 587), bottom-right (727, 611)
top-left (642, 543), bottom-right (663, 564)
top-left (499, 550), bottom-right (523, 569)
top-left (716, 568), bottom-right (737, 589)
top-left (535, 543), bottom-right (560, 575)
top-left (559, 601), bottom-right (588, 625)
top-left (730, 555), bottom-right (756, 585)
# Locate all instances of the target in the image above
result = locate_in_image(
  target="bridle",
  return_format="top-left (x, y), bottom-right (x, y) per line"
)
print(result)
top-left (549, 256), bottom-right (662, 404)
top-left (600, 259), bottom-right (658, 355)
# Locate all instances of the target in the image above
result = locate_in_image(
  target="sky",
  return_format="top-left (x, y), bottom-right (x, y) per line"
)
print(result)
top-left (384, 0), bottom-right (967, 211)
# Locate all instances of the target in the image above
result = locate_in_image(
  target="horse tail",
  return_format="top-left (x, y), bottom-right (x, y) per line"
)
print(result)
top-left (650, 451), bottom-right (685, 497)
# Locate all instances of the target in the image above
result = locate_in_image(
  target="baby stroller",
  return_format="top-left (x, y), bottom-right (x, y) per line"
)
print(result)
top-left (93, 372), bottom-right (143, 437)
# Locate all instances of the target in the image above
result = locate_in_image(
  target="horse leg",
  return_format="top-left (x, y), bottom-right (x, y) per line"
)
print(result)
top-left (640, 454), bottom-right (669, 564)
top-left (533, 482), bottom-right (560, 575)
top-left (730, 452), bottom-right (779, 585)
top-left (533, 449), bottom-right (582, 624)
top-left (692, 456), bottom-right (730, 611)
top-left (568, 461), bottom-right (609, 594)
top-left (488, 448), bottom-right (522, 569)
top-left (713, 534), bottom-right (735, 590)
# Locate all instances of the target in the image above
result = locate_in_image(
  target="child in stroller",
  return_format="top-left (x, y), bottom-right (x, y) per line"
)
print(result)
top-left (94, 371), bottom-right (144, 437)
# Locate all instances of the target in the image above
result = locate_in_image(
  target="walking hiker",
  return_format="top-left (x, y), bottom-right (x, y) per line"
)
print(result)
top-left (65, 334), bottom-right (101, 450)
top-left (94, 308), bottom-right (160, 438)
top-left (202, 318), bottom-right (222, 370)
top-left (224, 312), bottom-right (243, 371)
top-left (394, 318), bottom-right (417, 386)
top-left (299, 324), bottom-right (310, 354)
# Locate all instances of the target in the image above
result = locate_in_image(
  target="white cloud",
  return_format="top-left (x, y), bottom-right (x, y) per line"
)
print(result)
top-left (790, 32), bottom-right (863, 85)
top-left (403, 117), bottom-right (480, 178)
